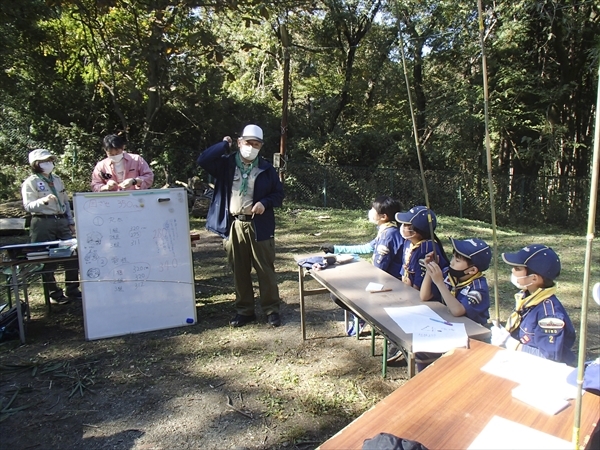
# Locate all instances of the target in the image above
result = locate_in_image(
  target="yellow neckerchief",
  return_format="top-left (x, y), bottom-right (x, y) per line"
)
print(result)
top-left (446, 272), bottom-right (483, 297)
top-left (401, 239), bottom-right (425, 283)
top-left (376, 221), bottom-right (396, 238)
top-left (505, 286), bottom-right (557, 332)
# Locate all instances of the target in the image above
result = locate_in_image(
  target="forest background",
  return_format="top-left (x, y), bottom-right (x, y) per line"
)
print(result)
top-left (0, 0), bottom-right (599, 228)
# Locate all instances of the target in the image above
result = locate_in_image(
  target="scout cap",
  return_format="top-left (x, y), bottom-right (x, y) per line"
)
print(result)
top-left (395, 206), bottom-right (437, 232)
top-left (28, 149), bottom-right (56, 165)
top-left (450, 238), bottom-right (492, 272)
top-left (502, 244), bottom-right (561, 280)
top-left (362, 433), bottom-right (429, 450)
top-left (240, 124), bottom-right (263, 143)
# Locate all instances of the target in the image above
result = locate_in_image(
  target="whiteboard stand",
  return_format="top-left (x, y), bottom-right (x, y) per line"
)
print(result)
top-left (73, 188), bottom-right (197, 340)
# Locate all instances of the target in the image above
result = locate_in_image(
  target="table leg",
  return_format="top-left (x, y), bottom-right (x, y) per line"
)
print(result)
top-left (299, 266), bottom-right (306, 341)
top-left (9, 266), bottom-right (25, 344)
top-left (382, 338), bottom-right (388, 378)
top-left (371, 328), bottom-right (375, 357)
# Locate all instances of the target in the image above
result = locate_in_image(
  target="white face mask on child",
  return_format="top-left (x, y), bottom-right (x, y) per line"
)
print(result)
top-left (109, 153), bottom-right (124, 163)
top-left (400, 224), bottom-right (415, 239)
top-left (511, 273), bottom-right (533, 290)
top-left (368, 208), bottom-right (378, 224)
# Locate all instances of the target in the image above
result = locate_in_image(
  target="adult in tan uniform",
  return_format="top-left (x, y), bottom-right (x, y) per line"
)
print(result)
top-left (21, 149), bottom-right (81, 304)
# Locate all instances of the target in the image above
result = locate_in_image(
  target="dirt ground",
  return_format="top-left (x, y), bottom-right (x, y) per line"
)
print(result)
top-left (0, 229), bottom-right (408, 450)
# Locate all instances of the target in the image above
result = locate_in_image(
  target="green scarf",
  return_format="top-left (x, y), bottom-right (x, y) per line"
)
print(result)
top-left (37, 173), bottom-right (64, 212)
top-left (235, 152), bottom-right (258, 196)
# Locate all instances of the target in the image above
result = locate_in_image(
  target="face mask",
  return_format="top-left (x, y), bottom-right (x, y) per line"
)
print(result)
top-left (368, 208), bottom-right (378, 224)
top-left (400, 224), bottom-right (414, 239)
top-left (39, 162), bottom-right (54, 174)
top-left (448, 266), bottom-right (470, 280)
top-left (109, 153), bottom-right (124, 163)
top-left (511, 273), bottom-right (533, 289)
top-left (239, 144), bottom-right (259, 161)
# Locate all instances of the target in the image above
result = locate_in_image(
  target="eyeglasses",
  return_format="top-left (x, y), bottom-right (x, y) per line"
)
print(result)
top-left (239, 139), bottom-right (262, 149)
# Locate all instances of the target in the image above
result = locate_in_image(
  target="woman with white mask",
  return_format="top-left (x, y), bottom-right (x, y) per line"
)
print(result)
top-left (21, 149), bottom-right (81, 304)
top-left (90, 134), bottom-right (154, 192)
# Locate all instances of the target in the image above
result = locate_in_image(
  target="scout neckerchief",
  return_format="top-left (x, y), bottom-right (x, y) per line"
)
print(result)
top-left (401, 239), bottom-right (425, 284)
top-left (446, 272), bottom-right (483, 297)
top-left (376, 221), bottom-right (396, 238)
top-left (235, 152), bottom-right (258, 196)
top-left (36, 173), bottom-right (64, 213)
top-left (505, 286), bottom-right (557, 332)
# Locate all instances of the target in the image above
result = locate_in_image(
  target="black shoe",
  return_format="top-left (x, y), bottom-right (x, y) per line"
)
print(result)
top-left (229, 314), bottom-right (256, 327)
top-left (49, 294), bottom-right (70, 305)
top-left (66, 290), bottom-right (82, 300)
top-left (267, 312), bottom-right (281, 327)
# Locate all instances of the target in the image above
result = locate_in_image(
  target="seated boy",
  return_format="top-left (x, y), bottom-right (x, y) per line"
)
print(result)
top-left (416, 238), bottom-right (492, 371)
top-left (321, 195), bottom-right (404, 336)
top-left (491, 244), bottom-right (576, 365)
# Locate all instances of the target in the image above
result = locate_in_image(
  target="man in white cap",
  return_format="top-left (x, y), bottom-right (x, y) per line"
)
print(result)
top-left (197, 124), bottom-right (284, 327)
top-left (21, 149), bottom-right (81, 304)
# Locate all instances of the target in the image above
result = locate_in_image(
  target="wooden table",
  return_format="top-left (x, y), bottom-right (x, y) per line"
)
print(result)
top-left (296, 256), bottom-right (491, 377)
top-left (319, 340), bottom-right (600, 449)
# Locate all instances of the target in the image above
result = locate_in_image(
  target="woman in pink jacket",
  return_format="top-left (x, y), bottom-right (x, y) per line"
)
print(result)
top-left (91, 135), bottom-right (154, 192)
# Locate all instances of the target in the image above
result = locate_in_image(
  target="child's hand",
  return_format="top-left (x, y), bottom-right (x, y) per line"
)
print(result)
top-left (426, 261), bottom-right (444, 285)
top-left (424, 251), bottom-right (438, 265)
top-left (375, 244), bottom-right (389, 255)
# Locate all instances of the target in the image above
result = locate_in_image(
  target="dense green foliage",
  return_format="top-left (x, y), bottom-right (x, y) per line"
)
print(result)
top-left (1, 1), bottom-right (598, 225)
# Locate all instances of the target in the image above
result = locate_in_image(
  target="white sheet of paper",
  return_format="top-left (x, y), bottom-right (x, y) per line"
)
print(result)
top-left (480, 350), bottom-right (579, 399)
top-left (365, 282), bottom-right (384, 292)
top-left (412, 321), bottom-right (468, 353)
top-left (467, 416), bottom-right (571, 450)
top-left (384, 305), bottom-right (443, 333)
top-left (511, 384), bottom-right (570, 415)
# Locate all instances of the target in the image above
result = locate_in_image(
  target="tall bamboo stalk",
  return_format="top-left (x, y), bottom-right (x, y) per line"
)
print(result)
top-left (572, 57), bottom-right (600, 450)
top-left (398, 32), bottom-right (436, 255)
top-left (476, 0), bottom-right (500, 324)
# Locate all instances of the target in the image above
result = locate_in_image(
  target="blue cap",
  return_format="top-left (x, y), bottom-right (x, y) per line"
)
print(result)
top-left (450, 238), bottom-right (492, 272)
top-left (395, 206), bottom-right (437, 233)
top-left (502, 244), bottom-right (561, 280)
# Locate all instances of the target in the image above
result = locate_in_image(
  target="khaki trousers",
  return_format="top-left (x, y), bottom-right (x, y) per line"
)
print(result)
top-left (30, 216), bottom-right (79, 297)
top-left (224, 219), bottom-right (280, 316)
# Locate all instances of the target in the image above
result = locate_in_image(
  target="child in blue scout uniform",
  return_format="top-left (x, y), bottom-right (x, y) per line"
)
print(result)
top-left (491, 244), bottom-right (576, 365)
top-left (415, 238), bottom-right (492, 371)
top-left (386, 205), bottom-right (449, 362)
top-left (321, 196), bottom-right (404, 336)
top-left (395, 206), bottom-right (449, 290)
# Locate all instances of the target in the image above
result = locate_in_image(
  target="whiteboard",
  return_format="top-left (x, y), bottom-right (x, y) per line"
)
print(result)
top-left (73, 188), bottom-right (197, 340)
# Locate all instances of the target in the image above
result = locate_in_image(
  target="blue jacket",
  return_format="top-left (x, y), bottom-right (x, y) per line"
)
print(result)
top-left (197, 141), bottom-right (284, 241)
top-left (511, 293), bottom-right (576, 366)
top-left (431, 270), bottom-right (490, 326)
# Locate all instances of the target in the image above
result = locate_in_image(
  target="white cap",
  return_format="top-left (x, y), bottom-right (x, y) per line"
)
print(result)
top-left (28, 149), bottom-right (55, 165)
top-left (593, 282), bottom-right (600, 306)
top-left (240, 124), bottom-right (263, 143)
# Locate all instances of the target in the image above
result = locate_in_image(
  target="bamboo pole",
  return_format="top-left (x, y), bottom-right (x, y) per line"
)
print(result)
top-left (572, 57), bottom-right (600, 450)
top-left (477, 0), bottom-right (500, 324)
top-left (398, 32), bottom-right (436, 256)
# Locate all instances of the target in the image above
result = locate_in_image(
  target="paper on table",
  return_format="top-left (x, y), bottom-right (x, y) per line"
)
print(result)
top-left (480, 350), bottom-right (579, 399)
top-left (384, 305), bottom-right (444, 333)
top-left (467, 416), bottom-right (571, 450)
top-left (412, 322), bottom-right (468, 353)
top-left (365, 282), bottom-right (384, 292)
top-left (511, 384), bottom-right (570, 415)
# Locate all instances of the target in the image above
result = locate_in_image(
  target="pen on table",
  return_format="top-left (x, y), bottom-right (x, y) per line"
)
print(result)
top-left (430, 318), bottom-right (453, 326)
top-left (369, 288), bottom-right (392, 293)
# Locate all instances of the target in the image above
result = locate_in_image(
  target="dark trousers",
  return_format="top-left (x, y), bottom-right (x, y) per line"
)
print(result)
top-left (30, 216), bottom-right (79, 297)
top-left (224, 219), bottom-right (280, 316)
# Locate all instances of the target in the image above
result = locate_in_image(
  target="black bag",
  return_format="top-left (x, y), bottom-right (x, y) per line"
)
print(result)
top-left (0, 302), bottom-right (27, 342)
top-left (362, 433), bottom-right (429, 450)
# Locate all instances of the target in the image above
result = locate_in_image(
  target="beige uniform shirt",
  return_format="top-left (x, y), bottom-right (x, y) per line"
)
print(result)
top-left (229, 165), bottom-right (260, 215)
top-left (21, 173), bottom-right (74, 224)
